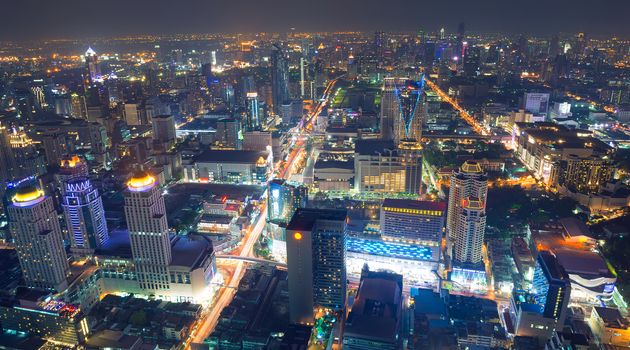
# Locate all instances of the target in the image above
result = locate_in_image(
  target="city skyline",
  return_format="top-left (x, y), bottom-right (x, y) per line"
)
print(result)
top-left (1, 0), bottom-right (630, 40)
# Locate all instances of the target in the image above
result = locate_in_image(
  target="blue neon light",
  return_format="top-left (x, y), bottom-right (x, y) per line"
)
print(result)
top-left (347, 237), bottom-right (433, 261)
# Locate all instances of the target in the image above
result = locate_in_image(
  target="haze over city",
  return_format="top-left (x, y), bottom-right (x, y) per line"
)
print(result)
top-left (1, 1), bottom-right (630, 350)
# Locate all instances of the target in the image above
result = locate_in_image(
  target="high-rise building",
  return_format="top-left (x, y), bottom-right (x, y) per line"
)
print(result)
top-left (215, 118), bottom-right (241, 149)
top-left (268, 179), bottom-right (308, 224)
top-left (452, 197), bottom-right (486, 266)
top-left (124, 171), bottom-right (172, 294)
top-left (84, 47), bottom-right (101, 84)
top-left (558, 155), bottom-right (614, 194)
top-left (0, 123), bottom-right (16, 183)
top-left (271, 44), bottom-right (290, 115)
top-left (354, 139), bottom-right (423, 195)
top-left (245, 92), bottom-right (261, 131)
top-left (532, 251), bottom-right (571, 324)
top-left (380, 77), bottom-right (425, 144)
top-left (8, 185), bottom-right (69, 291)
top-left (446, 160), bottom-right (488, 237)
top-left (59, 156), bottom-right (109, 256)
top-left (510, 251), bottom-right (572, 342)
top-left (286, 208), bottom-right (347, 324)
top-left (447, 160), bottom-right (488, 279)
top-left (151, 114), bottom-right (177, 150)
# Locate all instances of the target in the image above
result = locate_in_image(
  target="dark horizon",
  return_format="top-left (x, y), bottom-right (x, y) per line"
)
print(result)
top-left (1, 0), bottom-right (630, 41)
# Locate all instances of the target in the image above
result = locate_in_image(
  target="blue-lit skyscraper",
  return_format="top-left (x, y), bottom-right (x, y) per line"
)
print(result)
top-left (532, 251), bottom-right (571, 324)
top-left (268, 179), bottom-right (308, 224)
top-left (59, 155), bottom-right (109, 255)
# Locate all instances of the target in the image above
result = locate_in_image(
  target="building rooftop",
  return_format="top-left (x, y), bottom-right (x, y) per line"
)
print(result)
top-left (286, 208), bottom-right (347, 231)
top-left (170, 235), bottom-right (214, 269)
top-left (554, 248), bottom-right (614, 278)
top-left (345, 271), bottom-right (402, 343)
top-left (355, 139), bottom-right (396, 156)
top-left (381, 198), bottom-right (446, 213)
top-left (194, 150), bottom-right (269, 164)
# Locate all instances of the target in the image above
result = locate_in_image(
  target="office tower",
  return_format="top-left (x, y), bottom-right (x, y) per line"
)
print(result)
top-left (286, 208), bottom-right (347, 324)
top-left (463, 46), bottom-right (480, 77)
top-left (84, 47), bottom-right (101, 84)
top-left (354, 139), bottom-right (423, 195)
top-left (0, 123), bottom-right (16, 183)
top-left (373, 31), bottom-right (385, 63)
top-left (380, 78), bottom-right (398, 140)
top-left (394, 78), bottom-right (425, 143)
top-left (300, 57), bottom-right (306, 98)
top-left (446, 160), bottom-right (488, 238)
top-left (59, 156), bottom-right (109, 256)
top-left (268, 179), bottom-right (308, 224)
top-left (271, 44), bottom-right (290, 115)
top-left (215, 118), bottom-right (241, 149)
top-left (439, 28), bottom-right (445, 41)
top-left (8, 185), bottom-right (69, 291)
top-left (380, 198), bottom-right (446, 244)
top-left (380, 77), bottom-right (425, 143)
top-left (452, 197), bottom-right (486, 267)
top-left (533, 251), bottom-right (571, 324)
top-left (343, 268), bottom-right (403, 350)
top-left (456, 22), bottom-right (465, 60)
top-left (151, 115), bottom-right (177, 150)
top-left (124, 171), bottom-right (172, 293)
top-left (40, 131), bottom-right (67, 167)
top-left (245, 92), bottom-right (261, 131)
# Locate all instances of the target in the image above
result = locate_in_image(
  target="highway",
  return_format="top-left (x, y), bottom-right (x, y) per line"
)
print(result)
top-left (184, 78), bottom-right (338, 349)
top-left (424, 78), bottom-right (488, 136)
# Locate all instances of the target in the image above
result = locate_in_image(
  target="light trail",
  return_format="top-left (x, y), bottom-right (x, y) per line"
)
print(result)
top-left (424, 78), bottom-right (488, 136)
top-left (184, 78), bottom-right (338, 349)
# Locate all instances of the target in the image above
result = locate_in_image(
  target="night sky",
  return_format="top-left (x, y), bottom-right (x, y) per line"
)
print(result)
top-left (1, 0), bottom-right (629, 40)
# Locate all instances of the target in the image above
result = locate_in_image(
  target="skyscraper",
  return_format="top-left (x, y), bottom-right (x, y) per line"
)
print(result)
top-left (268, 179), bottom-right (308, 224)
top-left (286, 208), bottom-right (347, 325)
top-left (447, 161), bottom-right (488, 279)
top-left (84, 47), bottom-right (101, 84)
top-left (59, 156), bottom-right (109, 256)
top-left (452, 197), bottom-right (486, 266)
top-left (124, 171), bottom-right (172, 294)
top-left (245, 92), bottom-right (261, 131)
top-left (380, 77), bottom-right (425, 144)
top-left (532, 251), bottom-right (571, 324)
top-left (151, 115), bottom-right (177, 150)
top-left (271, 44), bottom-right (290, 115)
top-left (8, 185), bottom-right (69, 291)
top-left (446, 160), bottom-right (488, 238)
top-left (0, 123), bottom-right (16, 184)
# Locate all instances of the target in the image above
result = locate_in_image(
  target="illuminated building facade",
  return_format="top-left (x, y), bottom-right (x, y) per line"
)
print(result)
top-left (380, 77), bottom-right (425, 144)
top-left (268, 179), bottom-right (308, 224)
top-left (0, 296), bottom-right (89, 346)
top-left (354, 139), bottom-right (422, 195)
top-left (513, 123), bottom-right (613, 190)
top-left (380, 198), bottom-right (445, 263)
top-left (57, 155), bottom-right (109, 255)
top-left (452, 197), bottom-right (486, 267)
top-left (8, 186), bottom-right (70, 291)
top-left (286, 208), bottom-right (347, 325)
top-left (124, 171), bottom-right (172, 295)
top-left (532, 251), bottom-right (571, 325)
top-left (84, 47), bottom-right (101, 84)
top-left (245, 92), bottom-right (261, 131)
top-left (446, 160), bottom-right (488, 238)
